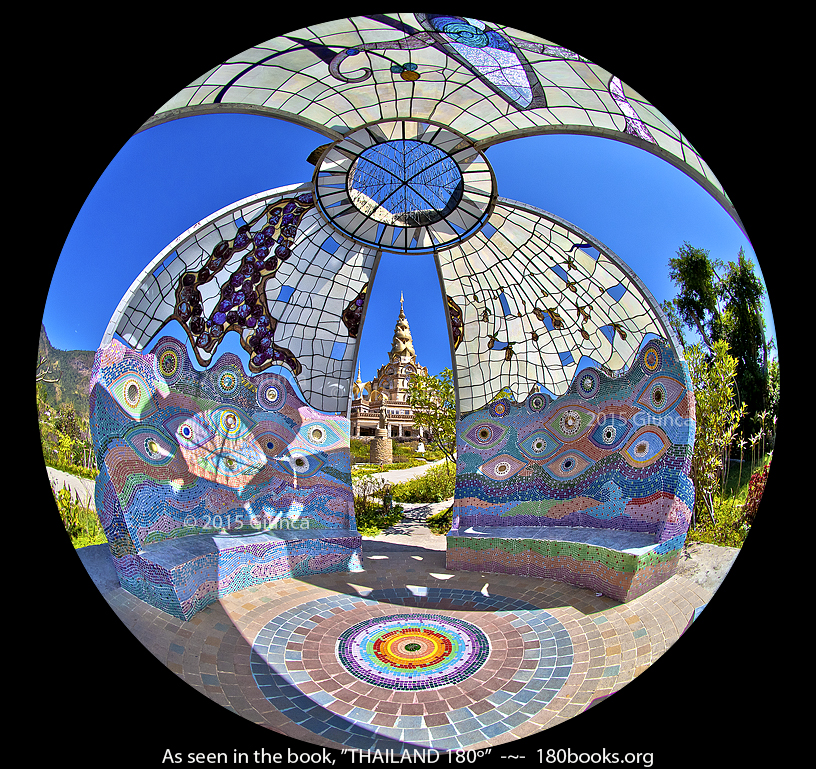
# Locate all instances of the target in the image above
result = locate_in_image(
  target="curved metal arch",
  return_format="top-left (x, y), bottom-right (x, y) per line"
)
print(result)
top-left (138, 13), bottom-right (735, 235)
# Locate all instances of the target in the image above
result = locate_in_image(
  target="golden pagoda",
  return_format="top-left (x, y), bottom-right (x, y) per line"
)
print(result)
top-left (350, 293), bottom-right (428, 441)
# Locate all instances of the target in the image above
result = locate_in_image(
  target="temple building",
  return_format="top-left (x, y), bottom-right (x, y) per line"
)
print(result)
top-left (351, 294), bottom-right (428, 441)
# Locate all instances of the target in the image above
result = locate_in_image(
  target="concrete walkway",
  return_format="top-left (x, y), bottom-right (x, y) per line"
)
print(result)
top-left (353, 457), bottom-right (450, 485)
top-left (45, 465), bottom-right (96, 509)
top-left (43, 457), bottom-right (448, 515)
top-left (355, 458), bottom-right (454, 552)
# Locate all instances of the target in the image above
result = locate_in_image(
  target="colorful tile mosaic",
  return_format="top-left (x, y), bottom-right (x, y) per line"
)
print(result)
top-left (91, 13), bottom-right (703, 618)
top-left (448, 336), bottom-right (695, 601)
top-left (89, 336), bottom-right (362, 620)
top-left (250, 588), bottom-right (574, 750)
top-left (337, 614), bottom-right (489, 690)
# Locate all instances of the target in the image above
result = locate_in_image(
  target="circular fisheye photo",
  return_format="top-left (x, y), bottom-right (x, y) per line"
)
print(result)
top-left (38, 11), bottom-right (781, 766)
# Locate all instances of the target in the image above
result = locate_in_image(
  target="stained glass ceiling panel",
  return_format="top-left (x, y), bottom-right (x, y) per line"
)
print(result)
top-left (105, 13), bottom-right (725, 415)
top-left (142, 13), bottom-right (739, 233)
top-left (102, 184), bottom-right (378, 414)
top-left (438, 199), bottom-right (670, 415)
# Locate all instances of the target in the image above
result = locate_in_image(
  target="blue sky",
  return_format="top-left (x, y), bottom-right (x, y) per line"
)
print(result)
top-left (43, 112), bottom-right (773, 398)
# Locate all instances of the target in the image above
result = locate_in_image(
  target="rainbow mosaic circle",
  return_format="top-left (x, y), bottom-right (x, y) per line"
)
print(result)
top-left (217, 367), bottom-right (240, 395)
top-left (644, 345), bottom-right (661, 371)
top-left (256, 373), bottom-right (287, 410)
top-left (336, 614), bottom-right (489, 690)
top-left (527, 391), bottom-right (548, 411)
top-left (577, 369), bottom-right (600, 398)
top-left (152, 338), bottom-right (185, 384)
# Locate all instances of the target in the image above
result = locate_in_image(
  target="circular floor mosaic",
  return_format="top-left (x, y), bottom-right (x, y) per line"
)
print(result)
top-left (250, 588), bottom-right (574, 751)
top-left (337, 614), bottom-right (489, 690)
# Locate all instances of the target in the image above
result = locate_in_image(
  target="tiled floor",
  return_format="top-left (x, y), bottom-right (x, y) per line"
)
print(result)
top-left (89, 545), bottom-right (712, 753)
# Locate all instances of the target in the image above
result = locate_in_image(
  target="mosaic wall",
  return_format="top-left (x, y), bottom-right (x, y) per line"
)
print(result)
top-left (89, 336), bottom-right (361, 619)
top-left (448, 337), bottom-right (695, 601)
top-left (89, 13), bottom-right (713, 614)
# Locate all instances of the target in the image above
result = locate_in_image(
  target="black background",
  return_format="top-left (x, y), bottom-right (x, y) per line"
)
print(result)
top-left (29, 9), bottom-right (790, 766)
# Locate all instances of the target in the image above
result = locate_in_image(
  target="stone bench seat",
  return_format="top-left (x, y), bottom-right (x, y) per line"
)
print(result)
top-left (119, 528), bottom-right (363, 621)
top-left (449, 525), bottom-right (658, 552)
top-left (446, 523), bottom-right (686, 603)
top-left (90, 338), bottom-right (366, 621)
top-left (446, 338), bottom-right (696, 603)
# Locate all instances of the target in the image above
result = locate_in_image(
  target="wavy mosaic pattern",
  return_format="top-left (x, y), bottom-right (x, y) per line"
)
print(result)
top-left (89, 336), bottom-right (361, 619)
top-left (448, 337), bottom-right (695, 600)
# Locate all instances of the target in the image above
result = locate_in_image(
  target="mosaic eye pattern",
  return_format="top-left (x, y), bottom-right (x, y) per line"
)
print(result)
top-left (588, 415), bottom-right (632, 450)
top-left (517, 429), bottom-right (561, 461)
top-left (273, 448), bottom-right (327, 479)
top-left (299, 422), bottom-right (342, 448)
top-left (121, 425), bottom-right (177, 466)
top-left (453, 337), bottom-right (695, 544)
top-left (547, 406), bottom-right (595, 442)
top-left (462, 420), bottom-right (508, 451)
top-left (622, 427), bottom-right (669, 467)
top-left (636, 375), bottom-right (686, 414)
top-left (90, 337), bottom-right (354, 549)
top-left (544, 450), bottom-right (594, 480)
top-left (479, 453), bottom-right (528, 482)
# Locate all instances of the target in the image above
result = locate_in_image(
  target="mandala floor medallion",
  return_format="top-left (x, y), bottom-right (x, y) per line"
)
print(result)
top-left (337, 614), bottom-right (489, 690)
top-left (250, 589), bottom-right (574, 750)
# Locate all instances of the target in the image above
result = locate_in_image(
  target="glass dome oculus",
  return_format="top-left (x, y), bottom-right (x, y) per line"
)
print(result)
top-left (314, 120), bottom-right (495, 253)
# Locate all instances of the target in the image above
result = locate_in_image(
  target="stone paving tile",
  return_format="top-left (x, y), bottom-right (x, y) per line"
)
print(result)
top-left (86, 547), bottom-right (711, 753)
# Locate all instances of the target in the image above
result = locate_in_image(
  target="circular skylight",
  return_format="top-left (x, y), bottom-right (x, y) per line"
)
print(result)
top-left (314, 120), bottom-right (495, 253)
top-left (348, 139), bottom-right (463, 227)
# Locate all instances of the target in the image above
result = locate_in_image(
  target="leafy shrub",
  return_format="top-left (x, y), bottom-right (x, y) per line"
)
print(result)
top-left (54, 483), bottom-right (106, 548)
top-left (687, 494), bottom-right (748, 548)
top-left (350, 439), bottom-right (371, 461)
top-left (686, 340), bottom-right (746, 529)
top-left (390, 462), bottom-right (456, 503)
top-left (354, 501), bottom-right (404, 537)
top-left (351, 459), bottom-right (426, 481)
top-left (742, 460), bottom-right (771, 527)
top-left (426, 505), bottom-right (453, 535)
top-left (352, 476), bottom-right (404, 536)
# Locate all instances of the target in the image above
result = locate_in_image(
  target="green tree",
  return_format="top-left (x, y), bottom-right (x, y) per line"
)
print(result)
top-left (666, 243), bottom-right (721, 349)
top-left (406, 368), bottom-right (457, 474)
top-left (666, 242), bottom-right (770, 439)
top-left (685, 339), bottom-right (746, 528)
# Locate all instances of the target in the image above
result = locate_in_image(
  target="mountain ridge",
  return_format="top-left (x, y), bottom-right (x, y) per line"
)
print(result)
top-left (37, 324), bottom-right (96, 422)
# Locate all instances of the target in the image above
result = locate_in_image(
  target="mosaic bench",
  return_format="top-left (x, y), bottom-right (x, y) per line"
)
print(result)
top-left (90, 337), bottom-right (363, 621)
top-left (446, 338), bottom-right (696, 603)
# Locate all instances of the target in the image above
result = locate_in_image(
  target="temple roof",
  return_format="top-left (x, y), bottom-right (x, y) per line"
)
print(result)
top-left (390, 293), bottom-right (417, 363)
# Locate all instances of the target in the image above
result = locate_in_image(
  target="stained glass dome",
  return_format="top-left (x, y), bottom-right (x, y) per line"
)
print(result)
top-left (102, 13), bottom-right (738, 416)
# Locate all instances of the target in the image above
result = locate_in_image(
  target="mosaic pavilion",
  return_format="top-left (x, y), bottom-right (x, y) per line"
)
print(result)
top-left (72, 12), bottom-right (759, 755)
